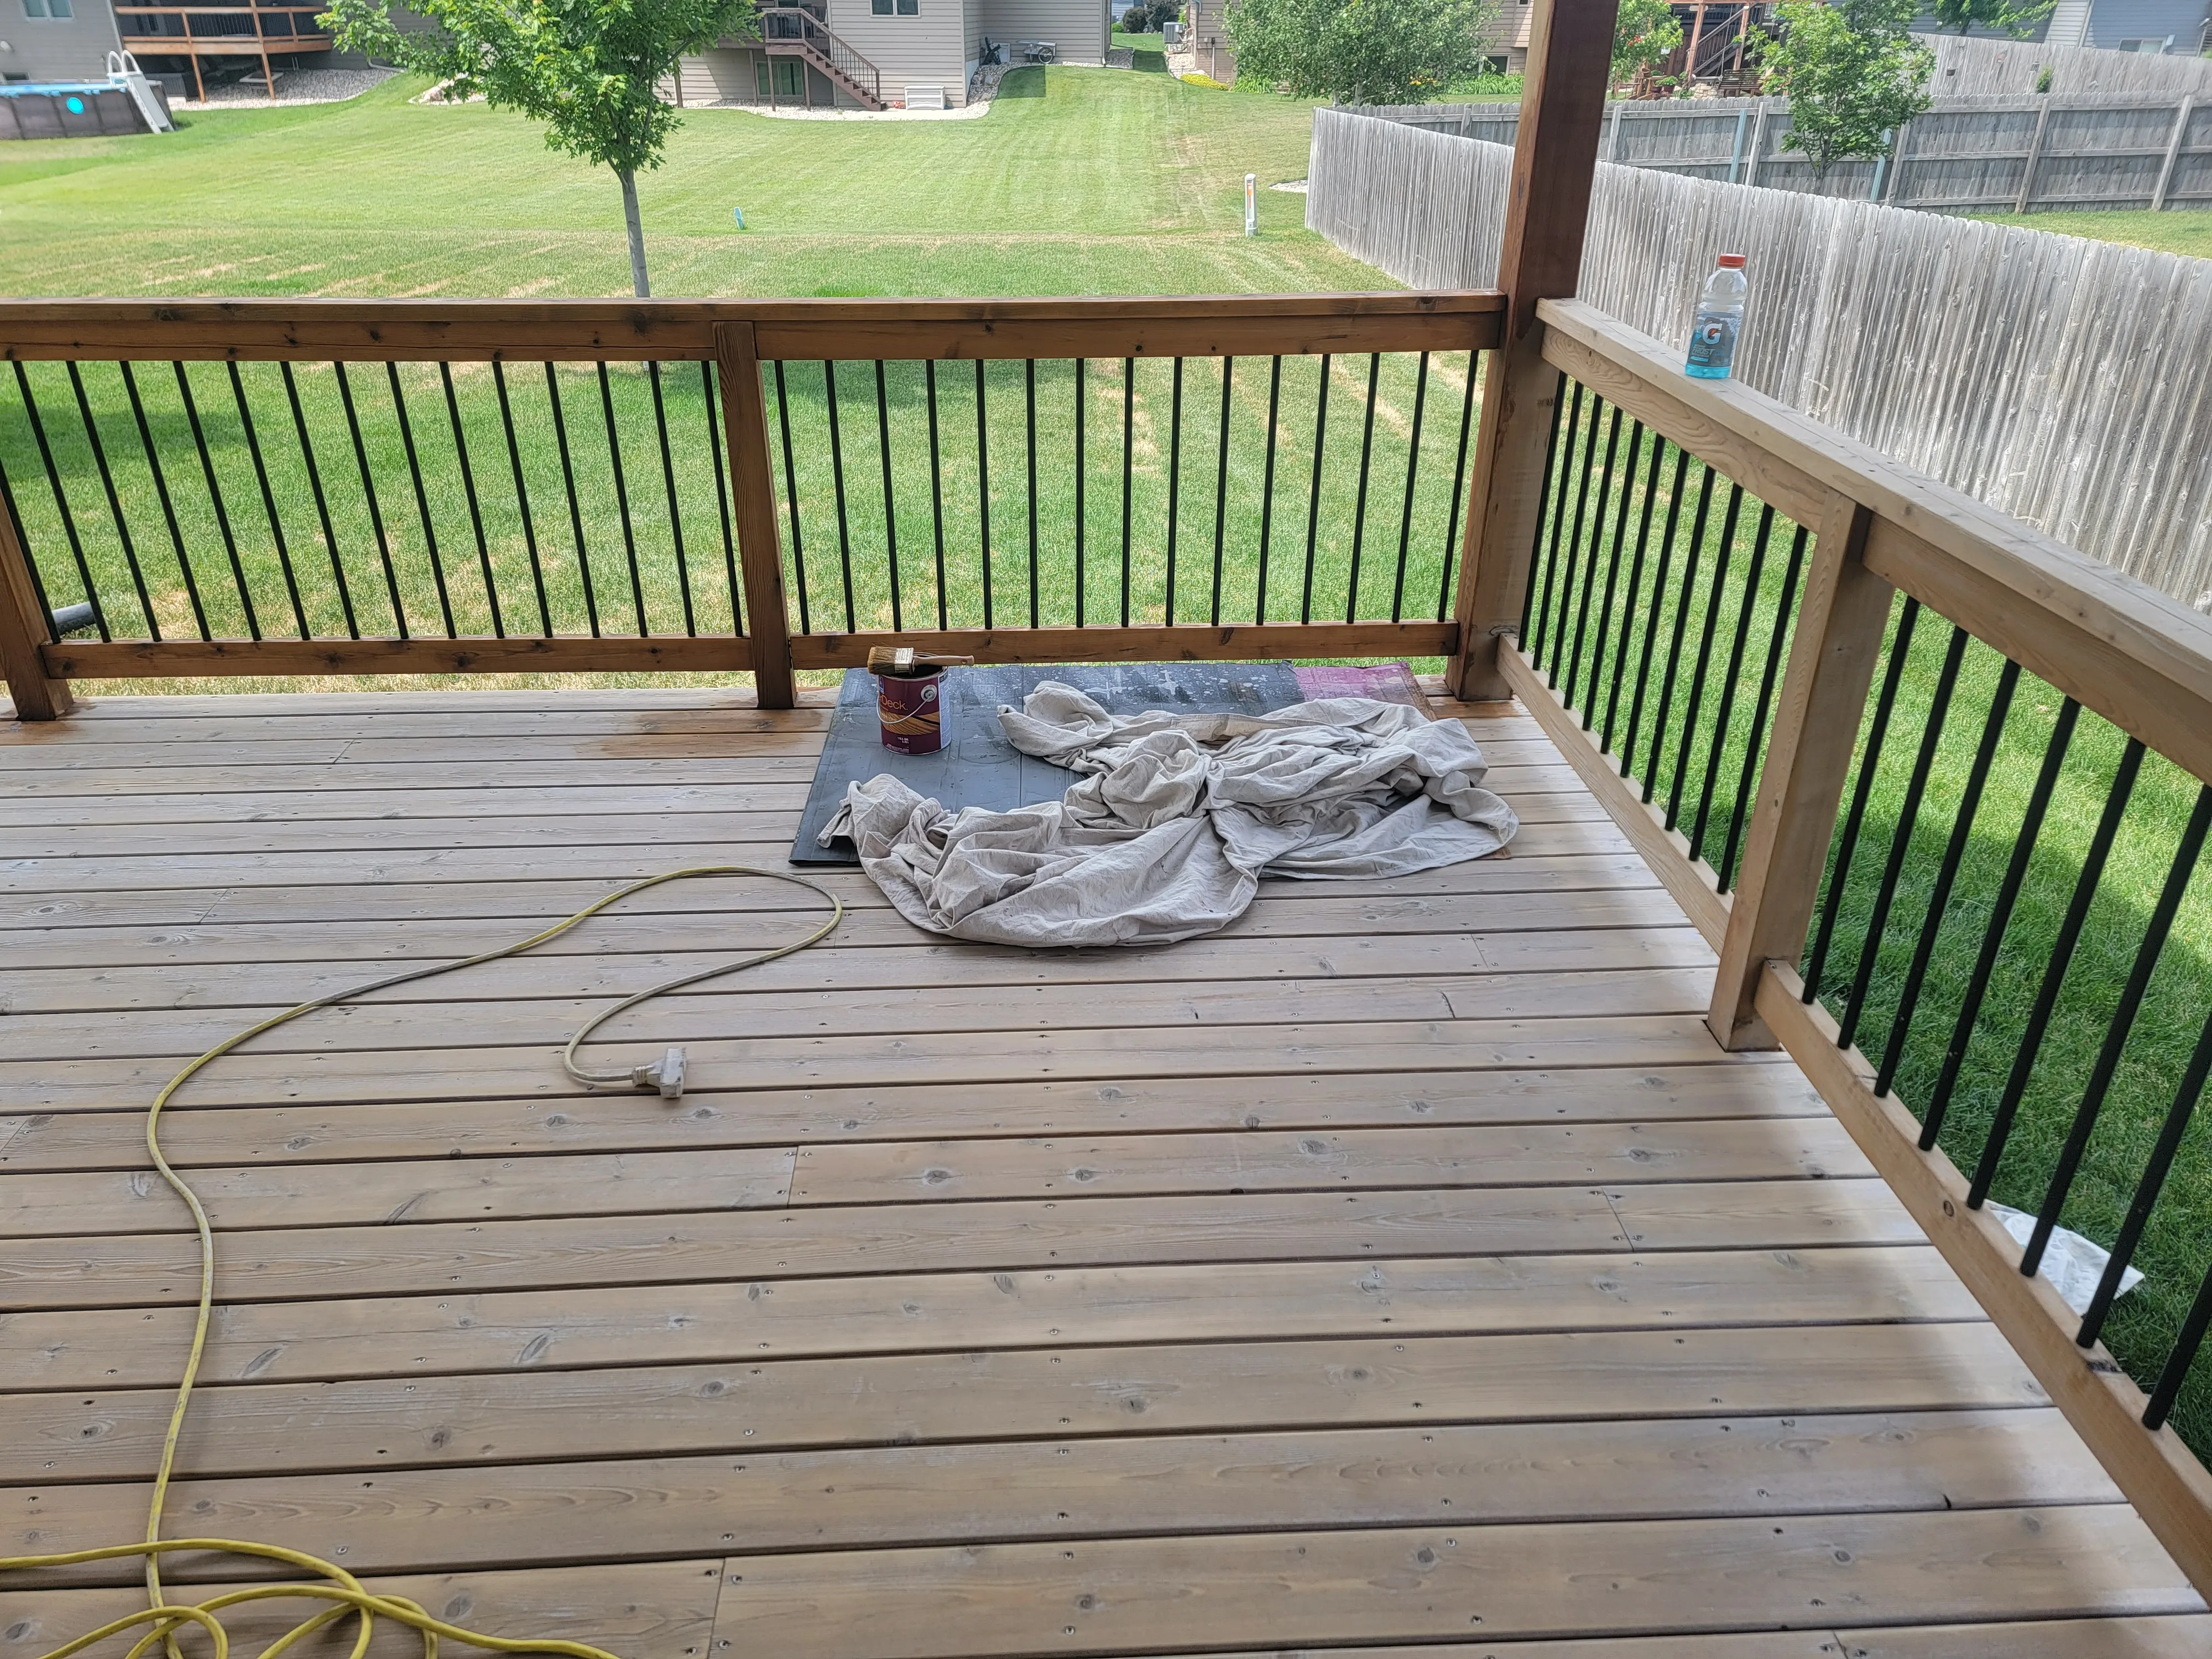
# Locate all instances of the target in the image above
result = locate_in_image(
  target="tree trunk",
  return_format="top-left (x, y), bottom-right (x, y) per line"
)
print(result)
top-left (618, 169), bottom-right (650, 299)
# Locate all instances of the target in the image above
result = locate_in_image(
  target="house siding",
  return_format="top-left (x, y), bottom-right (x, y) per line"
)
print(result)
top-left (1, 0), bottom-right (122, 85)
top-left (825, 0), bottom-right (975, 103)
top-left (982, 0), bottom-right (1108, 63)
top-left (2083, 0), bottom-right (2211, 46)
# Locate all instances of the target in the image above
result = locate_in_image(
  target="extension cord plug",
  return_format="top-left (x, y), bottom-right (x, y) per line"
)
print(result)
top-left (630, 1046), bottom-right (687, 1100)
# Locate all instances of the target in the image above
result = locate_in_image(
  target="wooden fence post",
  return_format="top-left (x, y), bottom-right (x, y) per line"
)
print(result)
top-left (1444, 0), bottom-right (1620, 700)
top-left (0, 483), bottom-right (71, 721)
top-left (714, 321), bottom-right (797, 711)
top-left (1707, 489), bottom-right (1892, 1050)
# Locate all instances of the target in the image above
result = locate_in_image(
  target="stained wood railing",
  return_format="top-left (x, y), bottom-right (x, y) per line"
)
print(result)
top-left (1472, 294), bottom-right (2212, 1599)
top-left (0, 294), bottom-right (1503, 719)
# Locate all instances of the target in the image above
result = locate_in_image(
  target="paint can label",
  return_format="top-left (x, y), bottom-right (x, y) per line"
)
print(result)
top-left (878, 671), bottom-right (945, 754)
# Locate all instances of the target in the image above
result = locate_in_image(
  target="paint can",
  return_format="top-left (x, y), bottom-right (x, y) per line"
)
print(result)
top-left (877, 666), bottom-right (946, 754)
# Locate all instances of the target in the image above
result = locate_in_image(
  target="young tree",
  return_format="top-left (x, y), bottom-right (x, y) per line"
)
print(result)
top-left (322, 0), bottom-right (753, 296)
top-left (1926, 0), bottom-right (2053, 34)
top-left (1764, 0), bottom-right (1932, 184)
top-left (1612, 0), bottom-right (1681, 95)
top-left (1227, 0), bottom-right (1499, 105)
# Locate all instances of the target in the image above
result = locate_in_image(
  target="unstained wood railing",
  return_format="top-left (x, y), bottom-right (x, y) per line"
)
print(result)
top-left (1485, 295), bottom-right (2212, 1600)
top-left (0, 295), bottom-right (1501, 717)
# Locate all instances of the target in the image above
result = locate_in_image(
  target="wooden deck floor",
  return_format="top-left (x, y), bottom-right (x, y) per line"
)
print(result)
top-left (1, 685), bottom-right (2206, 1659)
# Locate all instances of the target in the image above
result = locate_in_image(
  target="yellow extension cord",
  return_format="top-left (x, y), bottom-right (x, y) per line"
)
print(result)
top-left (1, 866), bottom-right (846, 1659)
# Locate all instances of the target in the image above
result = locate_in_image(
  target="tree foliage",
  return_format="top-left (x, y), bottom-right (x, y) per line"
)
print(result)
top-left (1926, 0), bottom-right (2054, 35)
top-left (1763, 0), bottom-right (1933, 179)
top-left (322, 0), bottom-right (752, 291)
top-left (1611, 0), bottom-right (1681, 92)
top-left (1227, 0), bottom-right (1499, 105)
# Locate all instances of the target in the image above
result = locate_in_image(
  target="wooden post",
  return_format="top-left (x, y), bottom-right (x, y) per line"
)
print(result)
top-left (2151, 95), bottom-right (2194, 212)
top-left (714, 321), bottom-right (797, 710)
top-left (1444, 0), bottom-right (1620, 700)
top-left (2013, 100), bottom-right (2052, 214)
top-left (1705, 489), bottom-right (1891, 1050)
top-left (0, 484), bottom-right (71, 721)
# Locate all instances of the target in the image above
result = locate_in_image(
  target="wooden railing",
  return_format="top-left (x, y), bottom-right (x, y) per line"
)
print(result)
top-left (1473, 293), bottom-right (2212, 1599)
top-left (759, 7), bottom-right (882, 105)
top-left (0, 294), bottom-right (1503, 719)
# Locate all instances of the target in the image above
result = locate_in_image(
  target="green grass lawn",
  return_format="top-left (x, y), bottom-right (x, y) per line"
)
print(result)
top-left (1970, 208), bottom-right (2212, 263)
top-left (0, 67), bottom-right (1358, 302)
top-left (1526, 398), bottom-right (2212, 1461)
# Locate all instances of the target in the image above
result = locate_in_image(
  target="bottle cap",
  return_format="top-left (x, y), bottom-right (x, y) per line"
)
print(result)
top-left (1717, 253), bottom-right (1747, 268)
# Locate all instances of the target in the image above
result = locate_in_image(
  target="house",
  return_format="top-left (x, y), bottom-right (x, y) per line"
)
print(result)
top-left (674, 0), bottom-right (1109, 111)
top-left (1916, 0), bottom-right (2212, 50)
top-left (0, 0), bottom-right (120, 85)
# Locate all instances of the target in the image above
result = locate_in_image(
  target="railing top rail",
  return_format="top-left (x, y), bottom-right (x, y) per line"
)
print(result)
top-left (0, 291), bottom-right (1506, 364)
top-left (1536, 295), bottom-right (2212, 792)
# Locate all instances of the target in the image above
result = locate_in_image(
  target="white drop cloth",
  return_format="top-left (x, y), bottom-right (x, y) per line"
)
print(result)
top-left (821, 683), bottom-right (1518, 947)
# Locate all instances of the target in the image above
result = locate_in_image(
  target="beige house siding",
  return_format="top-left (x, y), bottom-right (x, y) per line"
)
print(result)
top-left (2, 0), bottom-right (123, 85)
top-left (827, 0), bottom-right (976, 103)
top-left (1190, 0), bottom-right (1234, 82)
top-left (982, 0), bottom-right (1109, 63)
top-left (669, 47), bottom-right (859, 107)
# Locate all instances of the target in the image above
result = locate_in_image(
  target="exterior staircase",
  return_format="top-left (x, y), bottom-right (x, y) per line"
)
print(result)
top-left (759, 7), bottom-right (885, 108)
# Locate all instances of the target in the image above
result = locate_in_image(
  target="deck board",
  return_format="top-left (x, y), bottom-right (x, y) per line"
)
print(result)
top-left (2, 685), bottom-right (2201, 1657)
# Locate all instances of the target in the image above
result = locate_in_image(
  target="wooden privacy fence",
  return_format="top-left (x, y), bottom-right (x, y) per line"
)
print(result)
top-left (0, 294), bottom-right (1503, 716)
top-left (1928, 33), bottom-right (2212, 100)
top-left (1352, 92), bottom-right (2212, 211)
top-left (1307, 108), bottom-right (2212, 611)
top-left (1477, 294), bottom-right (2212, 1601)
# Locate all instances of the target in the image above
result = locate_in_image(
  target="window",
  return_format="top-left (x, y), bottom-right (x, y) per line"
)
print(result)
top-left (870, 1), bottom-right (917, 16)
top-left (756, 55), bottom-right (804, 95)
top-left (23, 0), bottom-right (76, 19)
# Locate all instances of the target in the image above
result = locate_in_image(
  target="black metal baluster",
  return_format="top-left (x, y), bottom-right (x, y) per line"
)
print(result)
top-left (173, 362), bottom-right (258, 641)
top-left (1023, 358), bottom-right (1038, 629)
top-left (0, 458), bottom-right (56, 634)
top-left (1582, 420), bottom-right (1645, 729)
top-left (1965, 737), bottom-right (2145, 1209)
top-left (1640, 460), bottom-right (1714, 805)
top-left (1562, 405), bottom-right (1625, 708)
top-left (440, 363), bottom-right (504, 639)
top-left (699, 361), bottom-right (741, 634)
top-left (975, 358), bottom-right (993, 632)
top-left (1533, 386), bottom-right (1598, 675)
top-left (1257, 356), bottom-right (1281, 625)
top-left (1073, 358), bottom-right (1086, 629)
top-left (1437, 352), bottom-right (1479, 625)
top-left (11, 363), bottom-right (108, 641)
top-left (1801, 596), bottom-right (1922, 999)
top-left (1620, 447), bottom-right (1691, 782)
top-left (1663, 481), bottom-right (1744, 831)
top-left (492, 363), bottom-right (551, 636)
top-left (386, 363), bottom-right (456, 637)
top-left (63, 364), bottom-right (156, 639)
top-left (2080, 975), bottom-right (2212, 1353)
top-left (1520, 379), bottom-right (1574, 653)
top-left (1837, 622), bottom-right (1973, 1051)
top-left (336, 362), bottom-right (408, 638)
top-left (1120, 357), bottom-right (1134, 629)
top-left (1718, 521), bottom-right (1809, 888)
top-left (772, 362), bottom-right (808, 635)
top-left (824, 361), bottom-right (857, 635)
top-left (543, 363), bottom-right (599, 637)
top-left (1165, 356), bottom-right (1184, 626)
top-left (925, 360), bottom-right (947, 630)
top-left (2023, 783), bottom-right (2212, 1278)
top-left (2146, 1256), bottom-right (2212, 1431)
top-left (121, 361), bottom-right (208, 641)
top-left (1344, 352), bottom-right (1380, 624)
top-left (877, 359), bottom-right (902, 634)
top-left (647, 362), bottom-right (693, 637)
top-left (224, 363), bottom-right (309, 640)
top-left (1919, 697), bottom-right (2080, 1151)
top-left (1389, 351), bottom-right (1429, 625)
top-left (1872, 658), bottom-right (2021, 1097)
top-left (1602, 432), bottom-right (1667, 753)
top-left (1212, 355), bottom-right (1233, 628)
top-left (593, 363), bottom-right (647, 637)
top-left (1301, 353), bottom-right (1330, 627)
top-left (1688, 500), bottom-right (1776, 860)
top-left (281, 363), bottom-right (357, 640)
